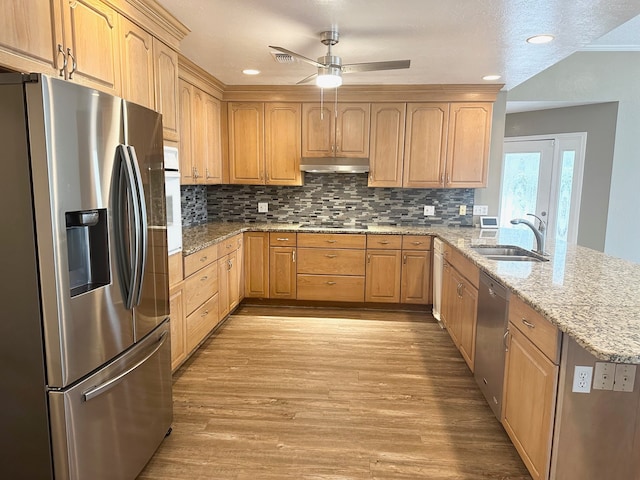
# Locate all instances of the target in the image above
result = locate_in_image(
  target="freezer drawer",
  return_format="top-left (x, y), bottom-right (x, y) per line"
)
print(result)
top-left (49, 320), bottom-right (172, 480)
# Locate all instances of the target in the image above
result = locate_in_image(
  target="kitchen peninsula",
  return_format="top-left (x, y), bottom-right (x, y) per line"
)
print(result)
top-left (176, 220), bottom-right (640, 480)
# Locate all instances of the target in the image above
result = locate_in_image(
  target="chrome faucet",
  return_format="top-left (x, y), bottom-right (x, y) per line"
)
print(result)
top-left (510, 213), bottom-right (547, 255)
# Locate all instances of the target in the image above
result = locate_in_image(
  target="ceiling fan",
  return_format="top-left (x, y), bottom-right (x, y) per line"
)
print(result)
top-left (269, 30), bottom-right (411, 88)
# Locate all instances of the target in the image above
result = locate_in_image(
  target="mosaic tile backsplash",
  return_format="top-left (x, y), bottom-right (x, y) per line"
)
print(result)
top-left (181, 173), bottom-right (474, 228)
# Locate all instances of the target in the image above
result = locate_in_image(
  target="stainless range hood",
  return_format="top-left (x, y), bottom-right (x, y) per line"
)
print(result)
top-left (300, 157), bottom-right (369, 173)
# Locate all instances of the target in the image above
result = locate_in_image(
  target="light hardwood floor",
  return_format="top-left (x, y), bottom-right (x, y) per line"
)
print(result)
top-left (138, 305), bottom-right (531, 479)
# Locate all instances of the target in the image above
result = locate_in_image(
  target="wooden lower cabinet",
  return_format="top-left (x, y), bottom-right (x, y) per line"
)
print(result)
top-left (169, 281), bottom-right (186, 371)
top-left (186, 294), bottom-right (219, 352)
top-left (502, 324), bottom-right (558, 480)
top-left (401, 250), bottom-right (432, 304)
top-left (270, 247), bottom-right (297, 299)
top-left (365, 249), bottom-right (402, 303)
top-left (244, 232), bottom-right (269, 297)
top-left (297, 275), bottom-right (365, 302)
top-left (441, 259), bottom-right (478, 371)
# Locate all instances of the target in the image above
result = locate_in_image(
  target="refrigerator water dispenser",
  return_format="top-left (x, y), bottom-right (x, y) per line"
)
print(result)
top-left (65, 209), bottom-right (110, 296)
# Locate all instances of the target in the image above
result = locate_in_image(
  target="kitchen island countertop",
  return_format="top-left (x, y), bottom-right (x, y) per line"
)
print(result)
top-left (182, 222), bottom-right (640, 363)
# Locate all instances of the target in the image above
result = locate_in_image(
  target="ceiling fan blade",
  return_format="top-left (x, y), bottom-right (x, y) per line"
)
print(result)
top-left (268, 45), bottom-right (324, 68)
top-left (342, 59), bottom-right (411, 74)
top-left (296, 72), bottom-right (318, 85)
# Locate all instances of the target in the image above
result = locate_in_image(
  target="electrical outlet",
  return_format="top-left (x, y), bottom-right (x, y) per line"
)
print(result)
top-left (593, 362), bottom-right (615, 390)
top-left (257, 202), bottom-right (268, 213)
top-left (572, 366), bottom-right (593, 393)
top-left (473, 205), bottom-right (489, 216)
top-left (459, 205), bottom-right (467, 215)
top-left (613, 364), bottom-right (636, 392)
top-left (423, 205), bottom-right (435, 216)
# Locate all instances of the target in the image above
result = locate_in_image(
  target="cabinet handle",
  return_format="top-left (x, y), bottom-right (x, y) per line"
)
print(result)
top-left (201, 310), bottom-right (209, 317)
top-left (378, 240), bottom-right (389, 245)
top-left (206, 168), bottom-right (211, 179)
top-left (57, 44), bottom-right (67, 77)
top-left (326, 240), bottom-right (337, 243)
top-left (403, 254), bottom-right (407, 264)
top-left (457, 283), bottom-right (463, 297)
top-left (326, 281), bottom-right (336, 285)
top-left (227, 244), bottom-right (232, 249)
top-left (521, 318), bottom-right (536, 329)
top-left (503, 330), bottom-right (510, 352)
top-left (192, 166), bottom-right (198, 179)
top-left (67, 48), bottom-right (77, 79)
top-left (411, 241), bottom-right (423, 245)
top-left (292, 250), bottom-right (296, 263)
top-left (446, 173), bottom-right (451, 184)
top-left (200, 275), bottom-right (209, 281)
top-left (367, 254), bottom-right (371, 263)
top-left (200, 256), bottom-right (208, 262)
top-left (440, 173), bottom-right (445, 184)
top-left (276, 237), bottom-right (289, 241)
top-left (326, 254), bottom-right (337, 258)
top-left (228, 259), bottom-right (233, 270)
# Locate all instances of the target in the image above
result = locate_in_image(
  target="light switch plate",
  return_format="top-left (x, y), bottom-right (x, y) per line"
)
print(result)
top-left (473, 205), bottom-right (489, 216)
top-left (258, 202), bottom-right (268, 213)
top-left (423, 205), bottom-right (435, 216)
top-left (459, 205), bottom-right (467, 215)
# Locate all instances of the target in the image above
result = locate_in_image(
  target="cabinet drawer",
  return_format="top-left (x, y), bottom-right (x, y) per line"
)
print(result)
top-left (297, 275), bottom-right (365, 302)
top-left (402, 235), bottom-right (433, 251)
top-left (184, 262), bottom-right (218, 315)
top-left (297, 248), bottom-right (366, 275)
top-left (509, 295), bottom-right (561, 363)
top-left (269, 232), bottom-right (297, 247)
top-left (184, 244), bottom-right (217, 277)
top-left (217, 234), bottom-right (241, 258)
top-left (297, 233), bottom-right (366, 249)
top-left (186, 294), bottom-right (219, 352)
top-left (367, 234), bottom-right (402, 250)
top-left (448, 247), bottom-right (479, 289)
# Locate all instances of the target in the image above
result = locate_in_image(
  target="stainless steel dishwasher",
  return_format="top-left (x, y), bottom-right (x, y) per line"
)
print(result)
top-left (475, 271), bottom-right (510, 420)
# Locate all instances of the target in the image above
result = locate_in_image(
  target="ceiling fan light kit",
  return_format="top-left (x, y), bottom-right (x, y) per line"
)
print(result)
top-left (269, 30), bottom-right (411, 88)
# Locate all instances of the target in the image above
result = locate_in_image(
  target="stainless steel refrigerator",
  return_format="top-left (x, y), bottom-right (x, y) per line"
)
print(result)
top-left (0, 73), bottom-right (172, 480)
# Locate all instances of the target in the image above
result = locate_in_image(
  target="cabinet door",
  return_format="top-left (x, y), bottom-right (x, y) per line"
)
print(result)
top-left (445, 102), bottom-right (492, 188)
top-left (178, 78), bottom-right (195, 183)
top-left (153, 39), bottom-right (179, 141)
top-left (302, 103), bottom-right (334, 157)
top-left (269, 247), bottom-right (297, 299)
top-left (61, 0), bottom-right (121, 95)
top-left (365, 250), bottom-right (402, 303)
top-left (169, 282), bottom-right (186, 371)
top-left (203, 93), bottom-right (223, 184)
top-left (441, 261), bottom-right (460, 338)
top-left (218, 254), bottom-right (230, 319)
top-left (336, 103), bottom-right (370, 158)
top-left (228, 102), bottom-right (265, 184)
top-left (458, 276), bottom-right (478, 371)
top-left (400, 250), bottom-right (432, 304)
top-left (0, 0), bottom-right (63, 76)
top-left (265, 103), bottom-right (302, 185)
top-left (403, 103), bottom-right (448, 188)
top-left (244, 232), bottom-right (269, 297)
top-left (120, 17), bottom-right (154, 109)
top-left (368, 103), bottom-right (406, 187)
top-left (503, 324), bottom-right (559, 480)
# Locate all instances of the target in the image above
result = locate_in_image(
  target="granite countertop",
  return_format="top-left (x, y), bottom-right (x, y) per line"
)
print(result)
top-left (181, 221), bottom-right (640, 364)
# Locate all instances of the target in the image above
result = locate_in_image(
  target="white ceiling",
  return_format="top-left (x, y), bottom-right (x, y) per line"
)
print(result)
top-left (157, 0), bottom-right (640, 90)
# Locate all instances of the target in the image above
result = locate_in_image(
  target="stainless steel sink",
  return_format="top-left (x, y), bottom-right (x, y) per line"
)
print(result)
top-left (471, 245), bottom-right (549, 262)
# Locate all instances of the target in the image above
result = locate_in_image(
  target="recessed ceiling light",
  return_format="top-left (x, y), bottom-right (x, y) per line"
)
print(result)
top-left (242, 69), bottom-right (260, 75)
top-left (482, 74), bottom-right (502, 81)
top-left (526, 34), bottom-right (555, 44)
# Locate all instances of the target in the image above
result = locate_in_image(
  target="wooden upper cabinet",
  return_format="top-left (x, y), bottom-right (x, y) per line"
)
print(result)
top-left (446, 102), bottom-right (492, 188)
top-left (60, 0), bottom-right (121, 95)
top-left (228, 102), bottom-right (265, 184)
top-left (153, 39), bottom-right (179, 142)
top-left (302, 103), bottom-right (370, 158)
top-left (368, 103), bottom-right (406, 187)
top-left (0, 0), bottom-right (63, 76)
top-left (335, 103), bottom-right (370, 157)
top-left (202, 94), bottom-right (223, 184)
top-left (403, 103), bottom-right (449, 188)
top-left (192, 88), bottom-right (206, 179)
top-left (265, 103), bottom-right (302, 186)
top-left (178, 78), bottom-right (195, 184)
top-left (301, 103), bottom-right (333, 157)
top-left (120, 17), bottom-right (154, 109)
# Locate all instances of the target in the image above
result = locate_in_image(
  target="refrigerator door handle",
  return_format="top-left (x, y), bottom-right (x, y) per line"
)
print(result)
top-left (81, 331), bottom-right (168, 402)
top-left (125, 145), bottom-right (148, 308)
